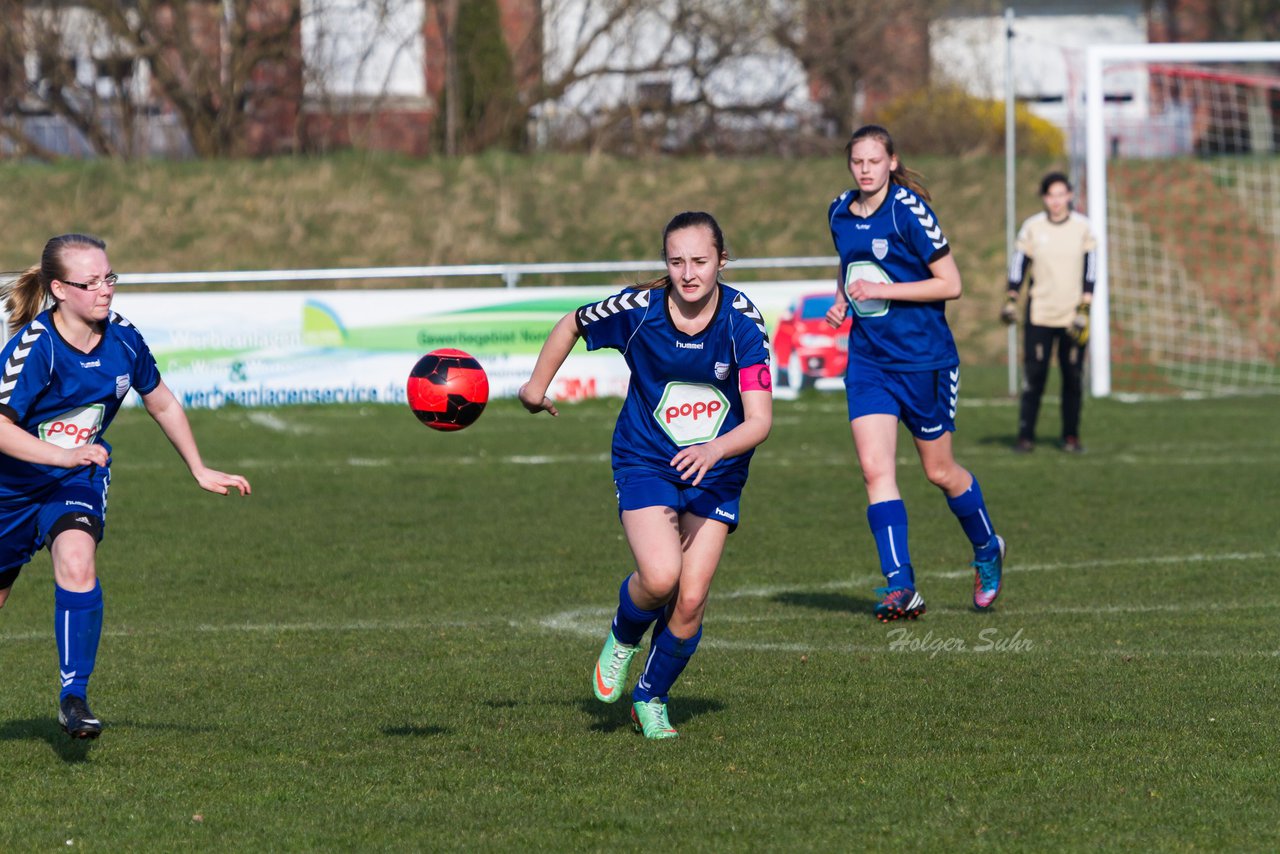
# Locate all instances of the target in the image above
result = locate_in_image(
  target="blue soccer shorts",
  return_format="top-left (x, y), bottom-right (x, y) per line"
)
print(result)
top-left (845, 361), bottom-right (960, 440)
top-left (0, 465), bottom-right (110, 588)
top-left (613, 466), bottom-right (743, 532)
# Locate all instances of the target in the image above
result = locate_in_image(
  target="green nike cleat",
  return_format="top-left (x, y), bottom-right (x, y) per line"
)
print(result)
top-left (631, 698), bottom-right (679, 740)
top-left (593, 630), bottom-right (639, 704)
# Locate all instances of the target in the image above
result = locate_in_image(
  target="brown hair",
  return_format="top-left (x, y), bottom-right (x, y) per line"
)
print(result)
top-left (635, 211), bottom-right (729, 291)
top-left (2, 233), bottom-right (107, 335)
top-left (1040, 171), bottom-right (1071, 195)
top-left (844, 124), bottom-right (931, 202)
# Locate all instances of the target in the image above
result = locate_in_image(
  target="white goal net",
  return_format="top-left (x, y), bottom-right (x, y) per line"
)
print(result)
top-left (1085, 43), bottom-right (1280, 398)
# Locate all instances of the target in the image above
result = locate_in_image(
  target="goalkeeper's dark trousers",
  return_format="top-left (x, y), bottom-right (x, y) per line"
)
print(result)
top-left (1019, 322), bottom-right (1085, 442)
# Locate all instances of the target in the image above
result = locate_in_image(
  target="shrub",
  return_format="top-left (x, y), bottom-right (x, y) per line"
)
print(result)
top-left (874, 85), bottom-right (1064, 157)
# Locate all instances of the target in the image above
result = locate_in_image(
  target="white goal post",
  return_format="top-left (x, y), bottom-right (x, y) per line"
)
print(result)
top-left (1086, 41), bottom-right (1280, 398)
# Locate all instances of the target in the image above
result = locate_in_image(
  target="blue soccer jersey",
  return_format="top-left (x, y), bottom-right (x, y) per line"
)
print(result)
top-left (828, 186), bottom-right (959, 370)
top-left (576, 283), bottom-right (770, 488)
top-left (0, 309), bottom-right (160, 499)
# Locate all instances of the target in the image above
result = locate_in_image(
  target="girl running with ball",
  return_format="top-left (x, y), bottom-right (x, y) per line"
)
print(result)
top-left (519, 211), bottom-right (772, 740)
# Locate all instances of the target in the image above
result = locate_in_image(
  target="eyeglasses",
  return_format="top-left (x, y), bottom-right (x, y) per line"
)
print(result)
top-left (59, 273), bottom-right (119, 291)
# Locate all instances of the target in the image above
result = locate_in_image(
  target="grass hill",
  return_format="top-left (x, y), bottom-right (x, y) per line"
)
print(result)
top-left (0, 151), bottom-right (1060, 363)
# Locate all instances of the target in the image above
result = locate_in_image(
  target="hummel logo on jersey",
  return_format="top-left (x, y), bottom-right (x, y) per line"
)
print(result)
top-left (855, 223), bottom-right (871, 230)
top-left (676, 340), bottom-right (704, 350)
top-left (714, 507), bottom-right (737, 522)
top-left (80, 359), bottom-right (101, 368)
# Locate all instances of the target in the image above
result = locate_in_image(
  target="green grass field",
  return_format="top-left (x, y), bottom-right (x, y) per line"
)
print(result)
top-left (1, 367), bottom-right (1277, 851)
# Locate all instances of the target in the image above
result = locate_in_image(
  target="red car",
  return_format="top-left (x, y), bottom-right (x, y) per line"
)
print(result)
top-left (772, 292), bottom-right (851, 389)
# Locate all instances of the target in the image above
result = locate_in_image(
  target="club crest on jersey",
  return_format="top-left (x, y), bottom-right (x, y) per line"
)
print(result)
top-left (654, 382), bottom-right (729, 446)
top-left (39, 404), bottom-right (105, 449)
top-left (872, 239), bottom-right (889, 260)
top-left (714, 361), bottom-right (730, 380)
top-left (115, 374), bottom-right (130, 399)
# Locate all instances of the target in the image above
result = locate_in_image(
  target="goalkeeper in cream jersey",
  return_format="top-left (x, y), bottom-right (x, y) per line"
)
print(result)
top-left (824, 124), bottom-right (1004, 622)
top-left (0, 233), bottom-right (250, 740)
top-left (1002, 171), bottom-right (1098, 454)
top-left (519, 212), bottom-right (771, 740)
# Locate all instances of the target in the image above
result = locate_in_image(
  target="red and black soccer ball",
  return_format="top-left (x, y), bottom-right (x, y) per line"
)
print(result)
top-left (407, 349), bottom-right (489, 432)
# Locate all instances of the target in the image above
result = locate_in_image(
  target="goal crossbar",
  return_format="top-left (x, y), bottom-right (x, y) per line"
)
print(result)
top-left (1085, 41), bottom-right (1280, 397)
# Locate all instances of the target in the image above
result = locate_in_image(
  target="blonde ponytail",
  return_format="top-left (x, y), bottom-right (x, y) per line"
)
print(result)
top-left (2, 265), bottom-right (50, 336)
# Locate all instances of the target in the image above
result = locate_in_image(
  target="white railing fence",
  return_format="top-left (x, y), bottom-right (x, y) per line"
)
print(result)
top-left (119, 256), bottom-right (840, 289)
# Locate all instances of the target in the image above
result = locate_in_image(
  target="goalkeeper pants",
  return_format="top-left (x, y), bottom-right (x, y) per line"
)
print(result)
top-left (1019, 323), bottom-right (1085, 442)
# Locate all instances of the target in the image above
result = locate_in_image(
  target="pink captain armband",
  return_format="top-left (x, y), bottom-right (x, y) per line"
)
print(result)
top-left (738, 363), bottom-right (773, 393)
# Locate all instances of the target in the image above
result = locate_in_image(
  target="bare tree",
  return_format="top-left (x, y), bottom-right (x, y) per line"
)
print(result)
top-left (769, 0), bottom-right (938, 139)
top-left (430, 0), bottom-right (459, 156)
top-left (299, 0), bottom-right (433, 154)
top-left (0, 0), bottom-right (298, 159)
top-left (1146, 0), bottom-right (1280, 42)
top-left (528, 0), bottom-right (814, 154)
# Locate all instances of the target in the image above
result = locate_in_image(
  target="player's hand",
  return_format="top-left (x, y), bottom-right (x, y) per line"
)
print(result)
top-left (844, 278), bottom-right (883, 303)
top-left (61, 443), bottom-right (109, 469)
top-left (1000, 294), bottom-right (1019, 325)
top-left (1067, 302), bottom-right (1090, 346)
top-left (194, 467), bottom-right (251, 496)
top-left (518, 382), bottom-right (558, 417)
top-left (825, 299), bottom-right (848, 329)
top-left (670, 442), bottom-right (724, 487)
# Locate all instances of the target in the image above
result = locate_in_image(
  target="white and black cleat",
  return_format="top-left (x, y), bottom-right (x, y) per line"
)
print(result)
top-left (59, 695), bottom-right (103, 740)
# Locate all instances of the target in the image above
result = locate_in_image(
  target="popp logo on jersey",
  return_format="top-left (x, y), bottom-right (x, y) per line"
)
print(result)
top-left (654, 382), bottom-right (729, 446)
top-left (39, 404), bottom-right (106, 450)
top-left (844, 260), bottom-right (893, 318)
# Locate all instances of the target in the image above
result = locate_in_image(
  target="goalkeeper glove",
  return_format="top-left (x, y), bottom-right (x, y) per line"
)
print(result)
top-left (1000, 294), bottom-right (1019, 325)
top-left (1067, 302), bottom-right (1090, 346)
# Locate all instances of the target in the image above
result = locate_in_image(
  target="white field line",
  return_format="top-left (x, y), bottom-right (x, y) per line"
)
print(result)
top-left (533, 605), bottom-right (1280, 657)
top-left (116, 434), bottom-right (1279, 469)
top-left (931, 550), bottom-right (1279, 579)
top-left (0, 617), bottom-right (495, 643)
top-left (245, 412), bottom-right (314, 434)
top-left (1, 601), bottom-right (1276, 657)
top-left (118, 452), bottom-right (613, 469)
top-left (4, 551), bottom-right (1276, 655)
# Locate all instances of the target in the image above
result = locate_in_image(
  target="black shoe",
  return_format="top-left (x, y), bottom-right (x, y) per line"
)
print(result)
top-left (59, 695), bottom-right (103, 739)
top-left (1013, 438), bottom-right (1035, 454)
top-left (1061, 436), bottom-right (1085, 454)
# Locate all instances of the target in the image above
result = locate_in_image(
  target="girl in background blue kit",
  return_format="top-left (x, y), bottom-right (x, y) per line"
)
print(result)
top-left (824, 125), bottom-right (1004, 621)
top-left (0, 234), bottom-right (251, 739)
top-left (519, 211), bottom-right (772, 740)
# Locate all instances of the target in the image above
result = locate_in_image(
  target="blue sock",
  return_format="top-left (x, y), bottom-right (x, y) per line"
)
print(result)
top-left (610, 575), bottom-right (664, 646)
top-left (946, 475), bottom-right (999, 559)
top-left (867, 500), bottom-right (914, 588)
top-left (55, 581), bottom-right (103, 702)
top-left (633, 625), bottom-right (702, 704)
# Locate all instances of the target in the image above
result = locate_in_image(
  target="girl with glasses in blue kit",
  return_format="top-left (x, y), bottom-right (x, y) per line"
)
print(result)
top-left (0, 233), bottom-right (251, 739)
